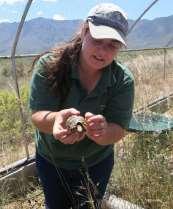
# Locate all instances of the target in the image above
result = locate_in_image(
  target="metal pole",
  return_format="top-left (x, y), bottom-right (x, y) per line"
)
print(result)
top-left (10, 0), bottom-right (34, 160)
top-left (128, 0), bottom-right (160, 34)
top-left (163, 48), bottom-right (166, 80)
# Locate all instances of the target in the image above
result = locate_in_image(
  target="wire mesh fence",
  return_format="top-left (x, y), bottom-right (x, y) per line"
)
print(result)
top-left (119, 47), bottom-right (173, 109)
top-left (0, 47), bottom-right (173, 168)
top-left (0, 47), bottom-right (173, 209)
top-left (0, 56), bottom-right (35, 169)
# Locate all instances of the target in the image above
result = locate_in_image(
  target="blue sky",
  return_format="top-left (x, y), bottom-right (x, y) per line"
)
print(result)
top-left (0, 0), bottom-right (172, 23)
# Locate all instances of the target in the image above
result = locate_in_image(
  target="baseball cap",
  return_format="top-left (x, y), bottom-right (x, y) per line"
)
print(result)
top-left (87, 3), bottom-right (128, 45)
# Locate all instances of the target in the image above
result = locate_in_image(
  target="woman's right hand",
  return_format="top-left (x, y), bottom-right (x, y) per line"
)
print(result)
top-left (53, 108), bottom-right (85, 144)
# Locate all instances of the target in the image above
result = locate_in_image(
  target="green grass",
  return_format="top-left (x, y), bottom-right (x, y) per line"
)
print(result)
top-left (0, 86), bottom-right (35, 167)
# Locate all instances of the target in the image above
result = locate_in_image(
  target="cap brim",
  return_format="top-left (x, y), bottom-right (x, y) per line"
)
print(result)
top-left (88, 21), bottom-right (126, 46)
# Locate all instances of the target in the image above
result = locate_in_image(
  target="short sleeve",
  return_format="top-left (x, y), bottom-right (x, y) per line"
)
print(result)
top-left (29, 55), bottom-right (59, 111)
top-left (105, 65), bottom-right (134, 129)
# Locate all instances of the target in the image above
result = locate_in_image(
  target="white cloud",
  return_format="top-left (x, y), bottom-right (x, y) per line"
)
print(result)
top-left (53, 14), bottom-right (65, 20)
top-left (0, 0), bottom-right (24, 5)
top-left (0, 18), bottom-right (11, 22)
top-left (37, 10), bottom-right (44, 16)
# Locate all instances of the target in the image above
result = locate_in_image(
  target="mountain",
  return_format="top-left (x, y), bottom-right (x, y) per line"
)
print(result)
top-left (0, 17), bottom-right (82, 55)
top-left (127, 16), bottom-right (173, 49)
top-left (0, 16), bottom-right (173, 56)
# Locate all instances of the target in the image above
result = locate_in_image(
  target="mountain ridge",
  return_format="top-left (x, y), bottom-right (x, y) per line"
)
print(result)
top-left (0, 15), bottom-right (173, 55)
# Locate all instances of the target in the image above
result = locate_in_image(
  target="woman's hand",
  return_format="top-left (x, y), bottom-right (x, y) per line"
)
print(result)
top-left (85, 112), bottom-right (108, 144)
top-left (85, 112), bottom-right (125, 145)
top-left (53, 108), bottom-right (85, 144)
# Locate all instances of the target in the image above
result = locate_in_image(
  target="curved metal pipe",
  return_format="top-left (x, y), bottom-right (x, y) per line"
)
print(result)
top-left (10, 0), bottom-right (34, 160)
top-left (128, 0), bottom-right (160, 34)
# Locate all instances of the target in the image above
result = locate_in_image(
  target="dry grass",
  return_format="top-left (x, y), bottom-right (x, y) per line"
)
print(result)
top-left (164, 107), bottom-right (173, 117)
top-left (109, 131), bottom-right (173, 209)
top-left (0, 142), bottom-right (35, 169)
top-left (121, 50), bottom-right (173, 109)
top-left (0, 48), bottom-right (173, 209)
top-left (1, 185), bottom-right (44, 209)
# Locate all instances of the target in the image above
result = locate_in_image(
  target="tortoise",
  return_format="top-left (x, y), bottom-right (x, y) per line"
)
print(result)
top-left (65, 115), bottom-right (86, 133)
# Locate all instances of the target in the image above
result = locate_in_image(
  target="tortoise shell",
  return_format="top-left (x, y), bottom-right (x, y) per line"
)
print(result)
top-left (65, 115), bottom-right (86, 133)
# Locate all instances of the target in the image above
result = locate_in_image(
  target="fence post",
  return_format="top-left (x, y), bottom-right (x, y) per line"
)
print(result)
top-left (163, 48), bottom-right (167, 80)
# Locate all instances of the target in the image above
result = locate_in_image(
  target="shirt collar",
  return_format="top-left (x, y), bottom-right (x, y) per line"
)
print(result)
top-left (99, 60), bottom-right (117, 89)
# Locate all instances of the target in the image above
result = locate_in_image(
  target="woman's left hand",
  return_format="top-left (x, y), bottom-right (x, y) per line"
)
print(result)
top-left (85, 112), bottom-right (108, 144)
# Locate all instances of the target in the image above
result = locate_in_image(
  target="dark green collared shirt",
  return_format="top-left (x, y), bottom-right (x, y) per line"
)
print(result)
top-left (29, 53), bottom-right (134, 169)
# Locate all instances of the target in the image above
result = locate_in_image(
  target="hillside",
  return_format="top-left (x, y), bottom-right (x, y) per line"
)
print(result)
top-left (127, 16), bottom-right (173, 49)
top-left (0, 18), bottom-right (82, 55)
top-left (0, 15), bottom-right (173, 55)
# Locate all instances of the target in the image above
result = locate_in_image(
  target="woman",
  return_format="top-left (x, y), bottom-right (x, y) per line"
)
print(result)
top-left (29, 3), bottom-right (134, 209)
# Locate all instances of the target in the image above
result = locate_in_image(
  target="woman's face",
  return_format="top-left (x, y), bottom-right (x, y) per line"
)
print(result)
top-left (80, 27), bottom-right (122, 72)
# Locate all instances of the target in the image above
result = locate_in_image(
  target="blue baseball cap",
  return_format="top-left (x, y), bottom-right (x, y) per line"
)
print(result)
top-left (87, 3), bottom-right (128, 46)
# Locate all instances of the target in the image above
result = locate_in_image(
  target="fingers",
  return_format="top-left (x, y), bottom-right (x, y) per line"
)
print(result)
top-left (87, 127), bottom-right (106, 138)
top-left (85, 113), bottom-right (107, 139)
top-left (53, 110), bottom-right (107, 144)
top-left (58, 132), bottom-right (80, 144)
top-left (53, 126), bottom-right (69, 140)
top-left (85, 112), bottom-right (94, 120)
top-left (53, 108), bottom-right (85, 144)
top-left (53, 108), bottom-right (83, 144)
top-left (61, 108), bottom-right (80, 121)
top-left (53, 109), bottom-right (80, 137)
top-left (55, 108), bottom-right (80, 126)
top-left (54, 130), bottom-right (85, 144)
top-left (76, 132), bottom-right (86, 142)
top-left (86, 113), bottom-right (106, 123)
top-left (85, 113), bottom-right (106, 130)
